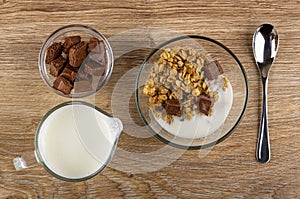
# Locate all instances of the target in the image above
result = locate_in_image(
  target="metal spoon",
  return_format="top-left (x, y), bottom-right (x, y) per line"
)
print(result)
top-left (252, 24), bottom-right (279, 163)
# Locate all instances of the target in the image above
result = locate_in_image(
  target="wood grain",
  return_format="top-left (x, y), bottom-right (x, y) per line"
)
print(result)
top-left (0, 0), bottom-right (300, 198)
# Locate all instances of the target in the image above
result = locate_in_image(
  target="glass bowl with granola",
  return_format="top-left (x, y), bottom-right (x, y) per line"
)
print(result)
top-left (136, 35), bottom-right (248, 149)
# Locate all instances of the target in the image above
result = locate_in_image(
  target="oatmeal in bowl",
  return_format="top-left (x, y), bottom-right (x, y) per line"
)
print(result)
top-left (136, 35), bottom-right (248, 149)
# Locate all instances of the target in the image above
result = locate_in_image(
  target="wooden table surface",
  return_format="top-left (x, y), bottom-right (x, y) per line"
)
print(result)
top-left (0, 0), bottom-right (299, 198)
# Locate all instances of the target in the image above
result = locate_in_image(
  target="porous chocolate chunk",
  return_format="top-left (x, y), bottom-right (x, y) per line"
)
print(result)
top-left (165, 99), bottom-right (181, 117)
top-left (53, 76), bottom-right (73, 95)
top-left (74, 80), bottom-right (92, 93)
top-left (66, 64), bottom-right (79, 73)
top-left (61, 67), bottom-right (77, 82)
top-left (46, 42), bottom-right (62, 64)
top-left (87, 37), bottom-right (101, 53)
top-left (87, 38), bottom-right (106, 66)
top-left (88, 51), bottom-right (106, 67)
top-left (49, 56), bottom-right (67, 77)
top-left (63, 36), bottom-right (81, 53)
top-left (69, 41), bottom-right (87, 67)
top-left (203, 60), bottom-right (224, 80)
top-left (76, 67), bottom-right (92, 82)
top-left (199, 94), bottom-right (214, 116)
top-left (83, 59), bottom-right (105, 76)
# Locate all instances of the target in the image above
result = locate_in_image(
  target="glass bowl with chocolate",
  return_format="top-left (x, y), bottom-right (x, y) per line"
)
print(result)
top-left (38, 24), bottom-right (113, 98)
top-left (136, 35), bottom-right (249, 149)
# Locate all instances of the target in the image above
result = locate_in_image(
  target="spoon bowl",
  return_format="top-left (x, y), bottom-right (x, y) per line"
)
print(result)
top-left (252, 24), bottom-right (279, 163)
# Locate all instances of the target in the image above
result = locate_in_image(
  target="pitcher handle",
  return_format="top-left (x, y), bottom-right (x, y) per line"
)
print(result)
top-left (13, 151), bottom-right (39, 171)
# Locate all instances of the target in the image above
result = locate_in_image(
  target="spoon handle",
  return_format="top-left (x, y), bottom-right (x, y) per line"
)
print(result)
top-left (257, 77), bottom-right (271, 163)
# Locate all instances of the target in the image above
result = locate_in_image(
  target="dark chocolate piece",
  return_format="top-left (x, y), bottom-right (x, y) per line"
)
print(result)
top-left (69, 41), bottom-right (87, 67)
top-left (74, 80), bottom-right (93, 93)
top-left (88, 51), bottom-right (106, 67)
top-left (87, 38), bottom-right (106, 66)
top-left (61, 67), bottom-right (77, 82)
top-left (165, 99), bottom-right (181, 117)
top-left (199, 94), bottom-right (214, 116)
top-left (87, 37), bottom-right (102, 53)
top-left (49, 56), bottom-right (67, 77)
top-left (203, 60), bottom-right (224, 80)
top-left (53, 76), bottom-right (73, 95)
top-left (84, 59), bottom-right (105, 76)
top-left (66, 64), bottom-right (79, 73)
top-left (63, 36), bottom-right (81, 53)
top-left (76, 66), bottom-right (93, 82)
top-left (46, 42), bottom-right (62, 64)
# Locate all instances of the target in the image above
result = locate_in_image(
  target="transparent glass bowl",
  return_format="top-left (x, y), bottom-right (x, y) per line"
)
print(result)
top-left (135, 35), bottom-right (249, 149)
top-left (38, 24), bottom-right (114, 98)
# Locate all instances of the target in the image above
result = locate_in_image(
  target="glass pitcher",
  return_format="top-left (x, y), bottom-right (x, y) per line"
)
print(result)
top-left (13, 101), bottom-right (123, 182)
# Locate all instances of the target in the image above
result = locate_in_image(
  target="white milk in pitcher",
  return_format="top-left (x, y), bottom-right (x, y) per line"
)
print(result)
top-left (37, 104), bottom-right (116, 179)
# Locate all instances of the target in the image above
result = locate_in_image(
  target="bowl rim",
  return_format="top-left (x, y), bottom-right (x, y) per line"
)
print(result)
top-left (38, 24), bottom-right (114, 98)
top-left (135, 35), bottom-right (249, 150)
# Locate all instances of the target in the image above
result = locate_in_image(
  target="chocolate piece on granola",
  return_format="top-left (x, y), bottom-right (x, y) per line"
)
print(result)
top-left (53, 76), bottom-right (73, 95)
top-left (203, 60), bottom-right (224, 80)
top-left (49, 55), bottom-right (67, 77)
top-left (63, 36), bottom-right (81, 53)
top-left (165, 99), bottom-right (181, 117)
top-left (61, 66), bottom-right (77, 82)
top-left (46, 42), bottom-right (62, 64)
top-left (74, 80), bottom-right (93, 93)
top-left (199, 94), bottom-right (214, 116)
top-left (69, 41), bottom-right (87, 67)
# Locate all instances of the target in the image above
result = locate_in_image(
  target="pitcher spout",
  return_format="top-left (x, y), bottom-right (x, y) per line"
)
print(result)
top-left (110, 117), bottom-right (123, 140)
